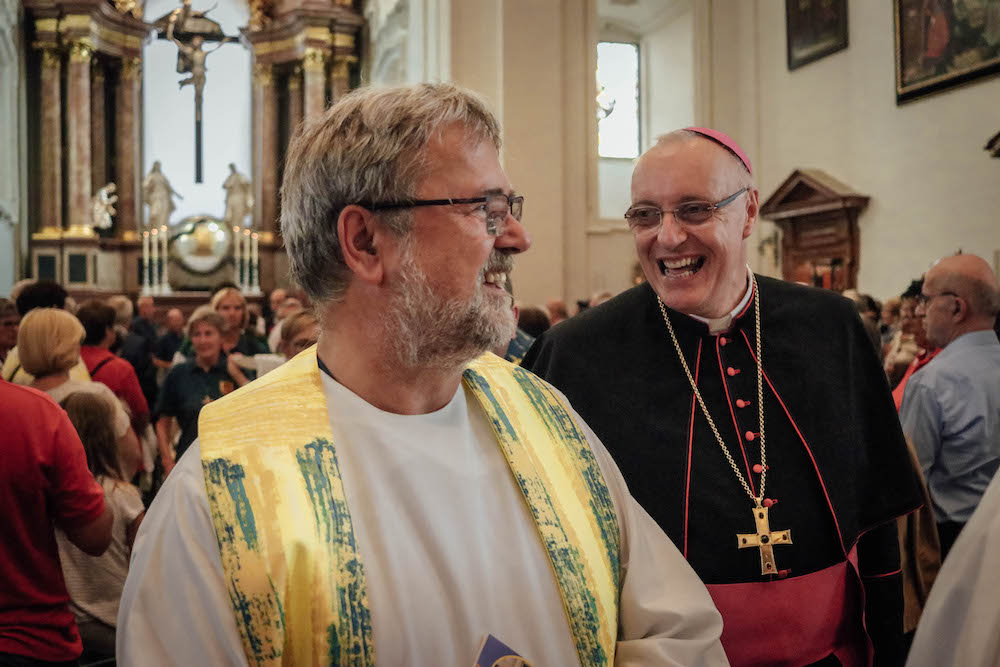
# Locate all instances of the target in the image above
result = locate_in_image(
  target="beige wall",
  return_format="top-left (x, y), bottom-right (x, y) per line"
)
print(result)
top-left (708, 0), bottom-right (1000, 298)
top-left (450, 0), bottom-right (594, 308)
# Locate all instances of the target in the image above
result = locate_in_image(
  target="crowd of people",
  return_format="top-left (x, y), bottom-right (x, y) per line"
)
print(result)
top-left (2, 82), bottom-right (999, 667)
top-left (0, 280), bottom-right (318, 664)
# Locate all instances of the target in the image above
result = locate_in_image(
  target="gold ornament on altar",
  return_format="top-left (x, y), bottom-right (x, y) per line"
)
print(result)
top-left (247, 0), bottom-right (274, 31)
top-left (113, 0), bottom-right (144, 20)
top-left (91, 182), bottom-right (118, 230)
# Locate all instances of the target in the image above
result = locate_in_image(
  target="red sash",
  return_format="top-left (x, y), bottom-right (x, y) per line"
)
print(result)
top-left (706, 547), bottom-right (872, 667)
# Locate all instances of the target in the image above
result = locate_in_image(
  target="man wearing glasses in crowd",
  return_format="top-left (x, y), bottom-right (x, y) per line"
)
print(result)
top-left (117, 84), bottom-right (728, 665)
top-left (899, 253), bottom-right (1000, 559)
top-left (525, 128), bottom-right (923, 666)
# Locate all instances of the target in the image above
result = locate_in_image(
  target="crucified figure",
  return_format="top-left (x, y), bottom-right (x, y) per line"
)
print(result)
top-left (167, 18), bottom-right (232, 99)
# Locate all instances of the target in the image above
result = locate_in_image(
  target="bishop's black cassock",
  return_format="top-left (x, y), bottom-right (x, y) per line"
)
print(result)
top-left (524, 276), bottom-right (923, 667)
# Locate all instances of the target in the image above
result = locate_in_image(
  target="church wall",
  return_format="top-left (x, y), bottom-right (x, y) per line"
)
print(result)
top-left (710, 0), bottom-right (1000, 298)
top-left (500, 0), bottom-right (566, 306)
top-left (450, 0), bottom-right (597, 309)
top-left (142, 0), bottom-right (252, 225)
top-left (643, 5), bottom-right (695, 146)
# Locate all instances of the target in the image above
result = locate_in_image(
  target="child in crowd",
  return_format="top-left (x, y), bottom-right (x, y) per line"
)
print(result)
top-left (55, 392), bottom-right (146, 661)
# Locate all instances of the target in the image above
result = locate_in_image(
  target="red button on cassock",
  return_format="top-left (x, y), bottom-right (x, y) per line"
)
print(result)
top-left (763, 498), bottom-right (776, 507)
top-left (736, 399), bottom-right (747, 408)
top-left (753, 464), bottom-right (763, 473)
top-left (720, 336), bottom-right (728, 346)
top-left (727, 367), bottom-right (740, 376)
top-left (745, 431), bottom-right (755, 441)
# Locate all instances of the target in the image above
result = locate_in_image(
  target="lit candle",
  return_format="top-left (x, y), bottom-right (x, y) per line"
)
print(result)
top-left (151, 228), bottom-right (159, 292)
top-left (233, 226), bottom-right (241, 287)
top-left (142, 230), bottom-right (150, 293)
top-left (160, 225), bottom-right (170, 292)
top-left (251, 232), bottom-right (259, 293)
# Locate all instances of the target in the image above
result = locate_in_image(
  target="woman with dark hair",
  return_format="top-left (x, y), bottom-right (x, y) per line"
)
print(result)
top-left (56, 391), bottom-right (145, 661)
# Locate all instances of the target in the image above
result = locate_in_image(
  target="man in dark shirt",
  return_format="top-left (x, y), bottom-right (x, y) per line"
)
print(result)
top-left (131, 296), bottom-right (158, 345)
top-left (153, 308), bottom-right (186, 371)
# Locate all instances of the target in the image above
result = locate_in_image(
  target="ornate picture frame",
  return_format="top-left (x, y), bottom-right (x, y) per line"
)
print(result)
top-left (895, 0), bottom-right (1000, 104)
top-left (786, 0), bottom-right (849, 71)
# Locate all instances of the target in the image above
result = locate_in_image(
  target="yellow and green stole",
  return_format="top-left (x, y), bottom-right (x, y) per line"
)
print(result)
top-left (199, 347), bottom-right (620, 666)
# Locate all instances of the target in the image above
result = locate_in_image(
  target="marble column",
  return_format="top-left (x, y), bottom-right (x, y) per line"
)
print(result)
top-left (288, 65), bottom-right (303, 137)
top-left (261, 66), bottom-right (279, 237)
top-left (38, 48), bottom-right (63, 236)
top-left (252, 63), bottom-right (278, 236)
top-left (302, 48), bottom-right (327, 120)
top-left (330, 56), bottom-right (354, 104)
top-left (116, 58), bottom-right (142, 240)
top-left (66, 41), bottom-right (93, 236)
top-left (90, 65), bottom-right (106, 194)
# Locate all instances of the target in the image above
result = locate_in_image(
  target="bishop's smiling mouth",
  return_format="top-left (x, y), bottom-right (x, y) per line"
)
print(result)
top-left (658, 257), bottom-right (705, 278)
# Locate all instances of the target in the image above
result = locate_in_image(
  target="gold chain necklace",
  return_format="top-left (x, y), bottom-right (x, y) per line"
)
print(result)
top-left (657, 275), bottom-right (792, 575)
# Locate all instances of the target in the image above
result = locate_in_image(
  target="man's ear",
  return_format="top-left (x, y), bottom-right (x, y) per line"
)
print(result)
top-left (338, 205), bottom-right (384, 286)
top-left (741, 187), bottom-right (759, 240)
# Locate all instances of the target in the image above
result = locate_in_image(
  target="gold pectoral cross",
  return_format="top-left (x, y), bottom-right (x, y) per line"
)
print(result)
top-left (737, 504), bottom-right (792, 575)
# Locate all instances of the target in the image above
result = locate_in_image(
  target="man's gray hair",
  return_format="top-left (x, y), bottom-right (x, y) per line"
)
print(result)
top-left (280, 83), bottom-right (502, 306)
top-left (106, 295), bottom-right (133, 326)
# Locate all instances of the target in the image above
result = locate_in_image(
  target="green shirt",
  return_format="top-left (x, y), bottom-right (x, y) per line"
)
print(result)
top-left (155, 358), bottom-right (237, 461)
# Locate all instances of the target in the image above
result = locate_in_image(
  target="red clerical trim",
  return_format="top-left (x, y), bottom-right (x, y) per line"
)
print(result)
top-left (683, 339), bottom-right (704, 559)
top-left (735, 278), bottom-right (756, 320)
top-left (706, 548), bottom-right (871, 667)
top-left (738, 329), bottom-right (849, 558)
top-left (862, 568), bottom-right (902, 579)
top-left (717, 338), bottom-right (756, 496)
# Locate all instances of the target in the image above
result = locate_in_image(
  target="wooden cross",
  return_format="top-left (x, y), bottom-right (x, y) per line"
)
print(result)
top-left (737, 504), bottom-right (792, 575)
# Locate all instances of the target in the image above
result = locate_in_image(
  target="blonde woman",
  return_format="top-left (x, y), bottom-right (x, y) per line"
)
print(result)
top-left (19, 309), bottom-right (142, 479)
top-left (176, 288), bottom-right (269, 364)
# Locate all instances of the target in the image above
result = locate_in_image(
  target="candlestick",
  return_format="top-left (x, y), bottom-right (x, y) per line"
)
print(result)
top-left (233, 226), bottom-right (241, 288)
top-left (142, 230), bottom-right (150, 295)
top-left (251, 232), bottom-right (260, 294)
top-left (151, 228), bottom-right (159, 292)
top-left (160, 225), bottom-right (171, 293)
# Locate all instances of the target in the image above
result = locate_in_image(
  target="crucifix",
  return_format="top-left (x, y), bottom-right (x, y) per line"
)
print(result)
top-left (162, 0), bottom-right (236, 183)
top-left (737, 504), bottom-right (792, 576)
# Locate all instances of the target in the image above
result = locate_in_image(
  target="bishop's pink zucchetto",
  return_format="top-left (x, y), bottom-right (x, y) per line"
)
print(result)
top-left (684, 126), bottom-right (752, 176)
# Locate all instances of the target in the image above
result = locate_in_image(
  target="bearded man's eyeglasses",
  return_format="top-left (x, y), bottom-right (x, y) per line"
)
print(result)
top-left (358, 193), bottom-right (524, 236)
top-left (624, 187), bottom-right (749, 232)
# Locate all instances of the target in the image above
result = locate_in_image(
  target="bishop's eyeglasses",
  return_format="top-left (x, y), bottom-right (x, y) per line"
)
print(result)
top-left (624, 187), bottom-right (748, 232)
top-left (358, 192), bottom-right (524, 236)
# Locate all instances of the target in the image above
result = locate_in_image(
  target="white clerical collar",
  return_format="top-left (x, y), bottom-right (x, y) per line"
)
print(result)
top-left (687, 265), bottom-right (754, 335)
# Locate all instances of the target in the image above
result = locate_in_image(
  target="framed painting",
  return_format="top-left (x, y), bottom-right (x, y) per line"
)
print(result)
top-left (786, 0), bottom-right (849, 70)
top-left (895, 0), bottom-right (1000, 104)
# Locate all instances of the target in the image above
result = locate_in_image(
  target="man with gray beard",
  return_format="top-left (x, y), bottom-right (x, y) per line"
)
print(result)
top-left (117, 83), bottom-right (727, 666)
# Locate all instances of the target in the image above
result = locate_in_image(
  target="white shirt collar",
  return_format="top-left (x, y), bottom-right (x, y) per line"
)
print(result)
top-left (687, 265), bottom-right (754, 335)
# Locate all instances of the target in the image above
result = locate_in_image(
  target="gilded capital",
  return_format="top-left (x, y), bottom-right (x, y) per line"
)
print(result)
top-left (302, 47), bottom-right (327, 73)
top-left (120, 57), bottom-right (142, 81)
top-left (253, 63), bottom-right (274, 87)
top-left (69, 41), bottom-right (94, 64)
top-left (333, 32), bottom-right (355, 49)
top-left (40, 48), bottom-right (61, 69)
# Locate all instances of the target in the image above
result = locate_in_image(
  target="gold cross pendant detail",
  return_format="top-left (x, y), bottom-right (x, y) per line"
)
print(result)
top-left (737, 504), bottom-right (792, 575)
